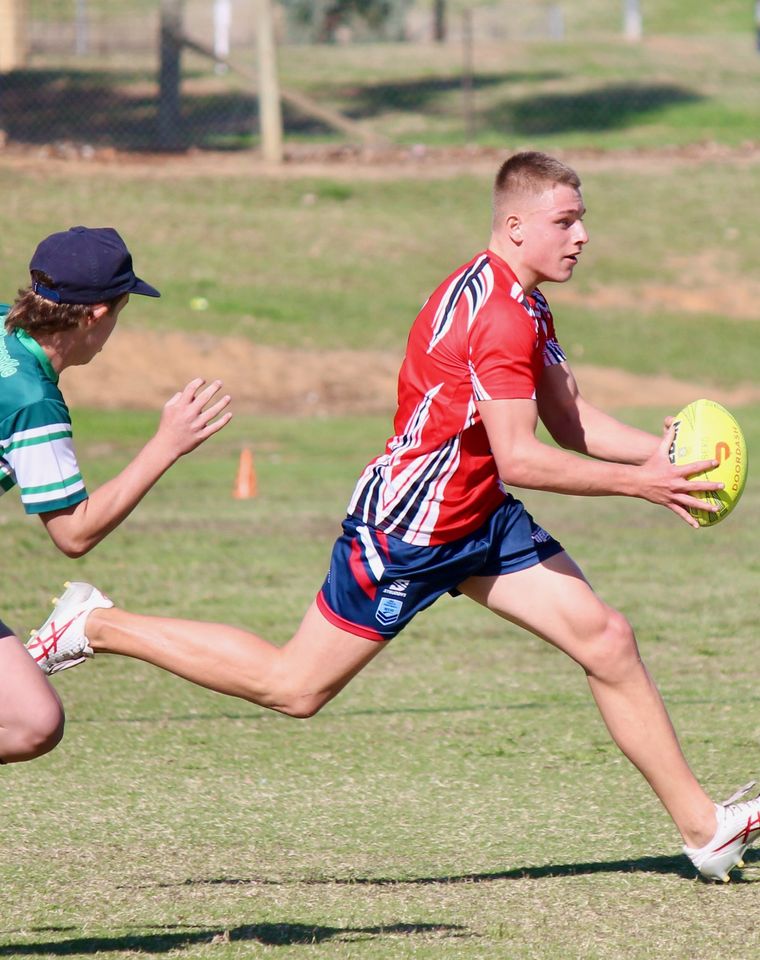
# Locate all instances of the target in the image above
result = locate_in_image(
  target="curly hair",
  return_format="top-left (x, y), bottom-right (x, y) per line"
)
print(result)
top-left (4, 271), bottom-right (121, 336)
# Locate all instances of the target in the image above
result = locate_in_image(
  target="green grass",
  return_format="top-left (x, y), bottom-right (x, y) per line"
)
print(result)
top-left (2, 406), bottom-right (760, 959)
top-left (1, 161), bottom-right (758, 395)
top-left (14, 3), bottom-right (760, 152)
top-left (441, 0), bottom-right (755, 36)
top-left (276, 34), bottom-right (760, 150)
top-left (28, 0), bottom-right (757, 36)
top-left (1, 59), bottom-right (759, 954)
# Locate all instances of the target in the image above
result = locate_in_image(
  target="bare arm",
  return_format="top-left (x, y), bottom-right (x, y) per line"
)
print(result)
top-left (537, 361), bottom-right (658, 464)
top-left (478, 396), bottom-right (721, 529)
top-left (40, 378), bottom-right (231, 557)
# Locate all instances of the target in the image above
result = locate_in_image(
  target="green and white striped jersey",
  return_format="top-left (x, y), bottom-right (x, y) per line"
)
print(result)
top-left (0, 305), bottom-right (88, 514)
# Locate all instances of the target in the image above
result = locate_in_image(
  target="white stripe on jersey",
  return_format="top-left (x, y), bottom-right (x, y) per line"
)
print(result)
top-left (544, 338), bottom-right (567, 365)
top-left (428, 255), bottom-right (491, 353)
top-left (357, 524), bottom-right (386, 581)
top-left (3, 421), bottom-right (73, 449)
top-left (465, 265), bottom-right (494, 331)
top-left (380, 438), bottom-right (457, 539)
top-left (507, 283), bottom-right (566, 369)
top-left (4, 432), bottom-right (82, 505)
top-left (22, 475), bottom-right (85, 505)
top-left (348, 384), bottom-right (444, 522)
top-left (393, 397), bottom-right (477, 544)
top-left (469, 360), bottom-right (492, 402)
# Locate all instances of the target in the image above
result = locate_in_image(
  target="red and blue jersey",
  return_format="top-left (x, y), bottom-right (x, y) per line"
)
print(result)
top-left (347, 250), bottom-right (566, 545)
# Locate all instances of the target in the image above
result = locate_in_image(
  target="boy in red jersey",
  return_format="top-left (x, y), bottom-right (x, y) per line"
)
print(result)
top-left (28, 154), bottom-right (760, 882)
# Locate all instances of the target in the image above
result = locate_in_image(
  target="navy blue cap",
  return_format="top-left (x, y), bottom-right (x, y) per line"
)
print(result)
top-left (29, 226), bottom-right (160, 304)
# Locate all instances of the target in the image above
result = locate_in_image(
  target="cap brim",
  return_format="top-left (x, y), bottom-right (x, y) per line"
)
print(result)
top-left (131, 277), bottom-right (161, 298)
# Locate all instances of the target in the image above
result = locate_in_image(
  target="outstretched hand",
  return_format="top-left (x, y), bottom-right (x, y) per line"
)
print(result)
top-left (157, 378), bottom-right (232, 459)
top-left (638, 420), bottom-right (722, 528)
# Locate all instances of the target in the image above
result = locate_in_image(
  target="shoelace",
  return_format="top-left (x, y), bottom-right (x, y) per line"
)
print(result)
top-left (721, 781), bottom-right (758, 808)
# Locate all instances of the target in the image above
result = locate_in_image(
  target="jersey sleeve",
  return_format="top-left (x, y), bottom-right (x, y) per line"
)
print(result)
top-left (2, 398), bottom-right (88, 514)
top-left (467, 298), bottom-right (541, 401)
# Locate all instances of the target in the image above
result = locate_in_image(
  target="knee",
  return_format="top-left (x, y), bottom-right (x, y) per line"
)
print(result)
top-left (271, 689), bottom-right (327, 720)
top-left (8, 704), bottom-right (65, 761)
top-left (582, 608), bottom-right (640, 682)
top-left (256, 664), bottom-right (328, 719)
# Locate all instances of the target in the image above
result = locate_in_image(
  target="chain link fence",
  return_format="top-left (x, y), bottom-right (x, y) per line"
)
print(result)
top-left (0, 1), bottom-right (757, 155)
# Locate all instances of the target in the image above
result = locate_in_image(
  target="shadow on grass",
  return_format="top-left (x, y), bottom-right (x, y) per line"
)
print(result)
top-left (0, 68), bottom-right (703, 150)
top-left (73, 690), bottom-right (760, 728)
top-left (170, 848), bottom-right (760, 887)
top-left (486, 82), bottom-right (701, 134)
top-left (0, 68), bottom-right (330, 151)
top-left (336, 71), bottom-right (560, 118)
top-left (0, 921), bottom-right (467, 954)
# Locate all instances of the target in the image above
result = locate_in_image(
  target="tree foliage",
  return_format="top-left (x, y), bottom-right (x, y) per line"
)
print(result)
top-left (282, 0), bottom-right (410, 41)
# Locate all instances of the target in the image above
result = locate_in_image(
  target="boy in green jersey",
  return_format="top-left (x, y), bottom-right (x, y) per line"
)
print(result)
top-left (0, 226), bottom-right (230, 764)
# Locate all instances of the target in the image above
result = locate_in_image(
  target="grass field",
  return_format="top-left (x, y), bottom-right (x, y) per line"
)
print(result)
top-left (0, 159), bottom-right (758, 390)
top-left (2, 16), bottom-right (760, 954)
top-left (15, 0), bottom-right (760, 152)
top-left (0, 165), bottom-right (759, 955)
top-left (1, 406), bottom-right (760, 959)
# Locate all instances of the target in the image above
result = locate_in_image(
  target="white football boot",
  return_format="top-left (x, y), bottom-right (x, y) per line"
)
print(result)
top-left (26, 581), bottom-right (112, 675)
top-left (683, 781), bottom-right (760, 882)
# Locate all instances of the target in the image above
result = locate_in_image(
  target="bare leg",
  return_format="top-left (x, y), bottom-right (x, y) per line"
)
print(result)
top-left (86, 600), bottom-right (386, 718)
top-left (0, 635), bottom-right (65, 762)
top-left (458, 552), bottom-right (716, 849)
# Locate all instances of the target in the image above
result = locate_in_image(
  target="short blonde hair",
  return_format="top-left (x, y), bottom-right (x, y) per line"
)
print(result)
top-left (492, 151), bottom-right (581, 226)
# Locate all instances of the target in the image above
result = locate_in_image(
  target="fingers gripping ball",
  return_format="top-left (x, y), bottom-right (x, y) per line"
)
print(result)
top-left (668, 399), bottom-right (748, 526)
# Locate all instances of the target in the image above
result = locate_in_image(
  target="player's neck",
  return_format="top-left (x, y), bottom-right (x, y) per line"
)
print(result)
top-left (487, 236), bottom-right (537, 294)
top-left (32, 330), bottom-right (89, 374)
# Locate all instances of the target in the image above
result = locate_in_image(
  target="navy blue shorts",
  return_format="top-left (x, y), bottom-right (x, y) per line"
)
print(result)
top-left (0, 618), bottom-right (15, 639)
top-left (317, 495), bottom-right (563, 641)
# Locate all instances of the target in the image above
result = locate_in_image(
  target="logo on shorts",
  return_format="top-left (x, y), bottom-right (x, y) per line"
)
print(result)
top-left (385, 579), bottom-right (410, 597)
top-left (532, 527), bottom-right (552, 544)
top-left (376, 596), bottom-right (403, 626)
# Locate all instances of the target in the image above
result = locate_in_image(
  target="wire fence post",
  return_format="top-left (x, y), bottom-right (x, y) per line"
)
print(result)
top-left (433, 0), bottom-right (446, 42)
top-left (256, 0), bottom-right (284, 164)
top-left (74, 0), bottom-right (88, 56)
top-left (548, 4), bottom-right (564, 40)
top-left (158, 0), bottom-right (184, 150)
top-left (623, 0), bottom-right (642, 41)
top-left (0, 0), bottom-right (26, 73)
top-left (462, 7), bottom-right (475, 144)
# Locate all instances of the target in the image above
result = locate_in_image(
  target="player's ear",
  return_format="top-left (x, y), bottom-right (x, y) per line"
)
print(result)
top-left (82, 303), bottom-right (110, 328)
top-left (506, 214), bottom-right (523, 244)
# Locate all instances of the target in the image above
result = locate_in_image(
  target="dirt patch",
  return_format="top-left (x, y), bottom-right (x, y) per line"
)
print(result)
top-left (60, 328), bottom-right (401, 416)
top-left (14, 141), bottom-right (760, 415)
top-left (2, 140), bottom-right (759, 182)
top-left (59, 327), bottom-right (760, 417)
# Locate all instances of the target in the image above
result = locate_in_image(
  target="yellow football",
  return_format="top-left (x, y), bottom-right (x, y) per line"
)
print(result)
top-left (668, 398), bottom-right (748, 526)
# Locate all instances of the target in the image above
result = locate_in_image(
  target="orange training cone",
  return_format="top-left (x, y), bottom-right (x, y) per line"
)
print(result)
top-left (233, 447), bottom-right (257, 499)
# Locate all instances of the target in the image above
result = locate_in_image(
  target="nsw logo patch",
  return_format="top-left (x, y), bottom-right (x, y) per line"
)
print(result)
top-left (376, 596), bottom-right (403, 626)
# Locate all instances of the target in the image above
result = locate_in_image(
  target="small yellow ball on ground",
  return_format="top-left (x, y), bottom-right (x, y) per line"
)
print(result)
top-left (190, 297), bottom-right (209, 311)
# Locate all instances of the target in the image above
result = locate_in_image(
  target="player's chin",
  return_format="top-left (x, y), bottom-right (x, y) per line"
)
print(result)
top-left (553, 263), bottom-right (577, 283)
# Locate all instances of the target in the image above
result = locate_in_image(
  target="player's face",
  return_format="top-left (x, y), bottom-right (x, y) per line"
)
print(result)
top-left (75, 294), bottom-right (129, 365)
top-left (517, 184), bottom-right (588, 287)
